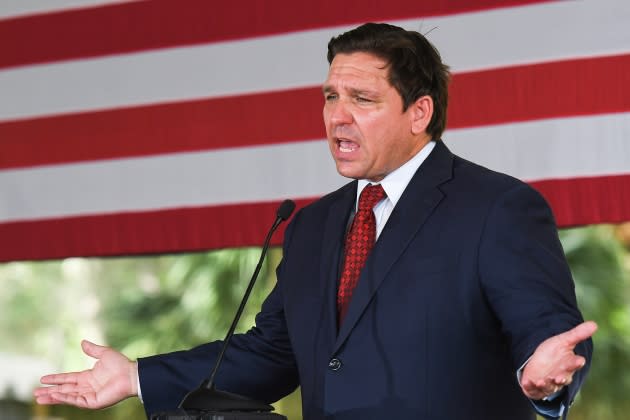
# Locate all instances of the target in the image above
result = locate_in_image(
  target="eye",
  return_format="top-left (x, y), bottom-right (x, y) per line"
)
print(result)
top-left (324, 93), bottom-right (338, 101)
top-left (356, 96), bottom-right (372, 103)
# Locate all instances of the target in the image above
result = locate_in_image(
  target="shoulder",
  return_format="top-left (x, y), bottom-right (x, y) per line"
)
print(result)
top-left (424, 140), bottom-right (539, 201)
top-left (448, 152), bottom-right (546, 204)
top-left (282, 181), bottom-right (354, 241)
top-left (294, 181), bottom-right (355, 221)
top-left (452, 154), bottom-right (524, 190)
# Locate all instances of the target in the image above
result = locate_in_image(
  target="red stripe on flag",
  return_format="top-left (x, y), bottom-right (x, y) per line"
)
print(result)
top-left (450, 54), bottom-right (630, 128)
top-left (531, 174), bottom-right (630, 228)
top-left (0, 87), bottom-right (325, 169)
top-left (1, 174), bottom-right (629, 262)
top-left (0, 0), bottom-right (552, 69)
top-left (2, 54), bottom-right (629, 169)
top-left (0, 199), bottom-right (315, 263)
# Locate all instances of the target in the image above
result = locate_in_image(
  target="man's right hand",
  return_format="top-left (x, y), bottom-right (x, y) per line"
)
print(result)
top-left (33, 340), bottom-right (138, 409)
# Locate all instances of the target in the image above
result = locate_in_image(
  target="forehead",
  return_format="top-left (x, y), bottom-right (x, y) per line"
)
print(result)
top-left (324, 52), bottom-right (391, 89)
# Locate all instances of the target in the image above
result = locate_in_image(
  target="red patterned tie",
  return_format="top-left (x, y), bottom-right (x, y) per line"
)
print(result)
top-left (337, 184), bottom-right (386, 324)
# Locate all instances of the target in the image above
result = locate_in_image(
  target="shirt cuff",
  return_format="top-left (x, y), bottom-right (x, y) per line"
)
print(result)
top-left (137, 366), bottom-right (143, 403)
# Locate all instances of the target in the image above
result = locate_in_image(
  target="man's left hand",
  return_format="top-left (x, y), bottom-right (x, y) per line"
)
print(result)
top-left (520, 321), bottom-right (597, 400)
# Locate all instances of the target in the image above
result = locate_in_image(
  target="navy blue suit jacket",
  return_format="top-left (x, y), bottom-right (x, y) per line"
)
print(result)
top-left (139, 141), bottom-right (591, 419)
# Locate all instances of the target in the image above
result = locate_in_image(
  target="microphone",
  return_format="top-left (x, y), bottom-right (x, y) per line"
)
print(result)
top-left (151, 200), bottom-right (295, 419)
top-left (276, 199), bottom-right (296, 221)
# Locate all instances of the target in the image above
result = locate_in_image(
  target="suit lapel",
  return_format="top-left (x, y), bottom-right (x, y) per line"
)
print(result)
top-left (334, 141), bottom-right (454, 352)
top-left (320, 182), bottom-right (357, 347)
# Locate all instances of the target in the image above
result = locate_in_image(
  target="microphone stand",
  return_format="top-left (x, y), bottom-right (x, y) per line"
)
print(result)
top-left (151, 200), bottom-right (295, 420)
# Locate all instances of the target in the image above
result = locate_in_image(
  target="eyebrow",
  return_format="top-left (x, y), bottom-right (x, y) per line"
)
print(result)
top-left (322, 85), bottom-right (334, 94)
top-left (322, 85), bottom-right (378, 97)
top-left (349, 87), bottom-right (378, 97)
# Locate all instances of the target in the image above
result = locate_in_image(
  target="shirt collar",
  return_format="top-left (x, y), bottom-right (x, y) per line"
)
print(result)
top-left (356, 141), bottom-right (436, 209)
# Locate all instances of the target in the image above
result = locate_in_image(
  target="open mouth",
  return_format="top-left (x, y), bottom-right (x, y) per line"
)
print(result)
top-left (337, 139), bottom-right (358, 153)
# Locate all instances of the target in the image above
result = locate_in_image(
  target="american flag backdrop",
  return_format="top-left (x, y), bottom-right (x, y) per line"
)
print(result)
top-left (1, 0), bottom-right (629, 262)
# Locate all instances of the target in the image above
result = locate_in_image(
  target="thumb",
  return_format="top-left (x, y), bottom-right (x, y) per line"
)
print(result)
top-left (81, 339), bottom-right (108, 359)
top-left (561, 321), bottom-right (598, 348)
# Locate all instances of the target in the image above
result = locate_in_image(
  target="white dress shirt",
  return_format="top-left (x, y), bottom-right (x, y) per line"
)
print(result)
top-left (356, 141), bottom-right (435, 239)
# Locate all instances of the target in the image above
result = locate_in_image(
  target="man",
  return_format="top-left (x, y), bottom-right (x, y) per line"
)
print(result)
top-left (35, 23), bottom-right (596, 419)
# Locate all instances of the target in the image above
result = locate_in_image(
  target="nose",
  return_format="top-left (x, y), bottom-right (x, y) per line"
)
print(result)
top-left (326, 100), bottom-right (353, 126)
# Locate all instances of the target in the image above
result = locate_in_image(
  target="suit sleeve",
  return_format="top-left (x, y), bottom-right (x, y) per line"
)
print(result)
top-left (137, 224), bottom-right (300, 417)
top-left (478, 183), bottom-right (592, 419)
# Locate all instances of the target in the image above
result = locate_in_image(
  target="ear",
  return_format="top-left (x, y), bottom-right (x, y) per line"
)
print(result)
top-left (409, 95), bottom-right (434, 136)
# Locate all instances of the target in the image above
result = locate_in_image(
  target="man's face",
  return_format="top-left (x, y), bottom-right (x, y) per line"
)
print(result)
top-left (323, 52), bottom-right (430, 182)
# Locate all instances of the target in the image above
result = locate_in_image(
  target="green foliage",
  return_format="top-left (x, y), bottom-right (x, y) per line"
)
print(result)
top-left (0, 248), bottom-right (281, 419)
top-left (559, 226), bottom-right (630, 419)
top-left (97, 248), bottom-right (275, 358)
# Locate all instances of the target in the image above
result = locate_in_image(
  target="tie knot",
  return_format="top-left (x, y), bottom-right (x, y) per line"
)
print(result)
top-left (358, 184), bottom-right (386, 212)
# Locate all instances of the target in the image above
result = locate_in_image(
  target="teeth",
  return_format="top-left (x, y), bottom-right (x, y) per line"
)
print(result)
top-left (338, 140), bottom-right (356, 153)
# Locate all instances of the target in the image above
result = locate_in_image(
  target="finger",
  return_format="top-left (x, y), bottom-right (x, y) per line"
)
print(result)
top-left (35, 389), bottom-right (84, 406)
top-left (535, 378), bottom-right (553, 392)
top-left (33, 385), bottom-right (72, 397)
top-left (561, 354), bottom-right (586, 374)
top-left (56, 382), bottom-right (93, 394)
top-left (521, 378), bottom-right (546, 400)
top-left (553, 375), bottom-right (573, 386)
top-left (40, 372), bottom-right (80, 385)
top-left (543, 354), bottom-right (585, 380)
top-left (553, 376), bottom-right (567, 385)
top-left (561, 321), bottom-right (598, 348)
top-left (34, 387), bottom-right (57, 399)
top-left (50, 391), bottom-right (91, 408)
top-left (35, 394), bottom-right (64, 405)
top-left (521, 381), bottom-right (545, 400)
top-left (536, 378), bottom-right (560, 396)
top-left (81, 339), bottom-right (109, 359)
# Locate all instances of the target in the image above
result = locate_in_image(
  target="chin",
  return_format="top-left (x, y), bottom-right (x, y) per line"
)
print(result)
top-left (335, 167), bottom-right (362, 180)
top-left (334, 160), bottom-right (369, 180)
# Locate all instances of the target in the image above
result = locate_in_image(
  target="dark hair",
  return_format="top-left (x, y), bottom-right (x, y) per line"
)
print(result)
top-left (327, 23), bottom-right (451, 141)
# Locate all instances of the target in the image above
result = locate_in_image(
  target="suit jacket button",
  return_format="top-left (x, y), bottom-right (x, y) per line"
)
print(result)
top-left (328, 358), bottom-right (342, 371)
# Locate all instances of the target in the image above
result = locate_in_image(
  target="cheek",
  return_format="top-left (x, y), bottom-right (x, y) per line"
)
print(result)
top-left (368, 126), bottom-right (403, 162)
top-left (359, 118), bottom-right (386, 148)
top-left (322, 111), bottom-right (335, 137)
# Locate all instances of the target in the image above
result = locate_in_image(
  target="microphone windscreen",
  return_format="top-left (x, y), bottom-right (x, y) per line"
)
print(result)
top-left (277, 200), bottom-right (296, 221)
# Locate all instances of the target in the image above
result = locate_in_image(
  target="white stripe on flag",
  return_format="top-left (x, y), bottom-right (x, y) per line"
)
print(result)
top-left (0, 0), bottom-right (137, 20)
top-left (0, 140), bottom-right (343, 223)
top-left (445, 112), bottom-right (630, 181)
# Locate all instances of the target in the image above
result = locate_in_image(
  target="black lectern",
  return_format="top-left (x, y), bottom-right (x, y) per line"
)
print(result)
top-left (149, 201), bottom-right (295, 420)
top-left (151, 410), bottom-right (286, 419)
top-left (150, 386), bottom-right (288, 419)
